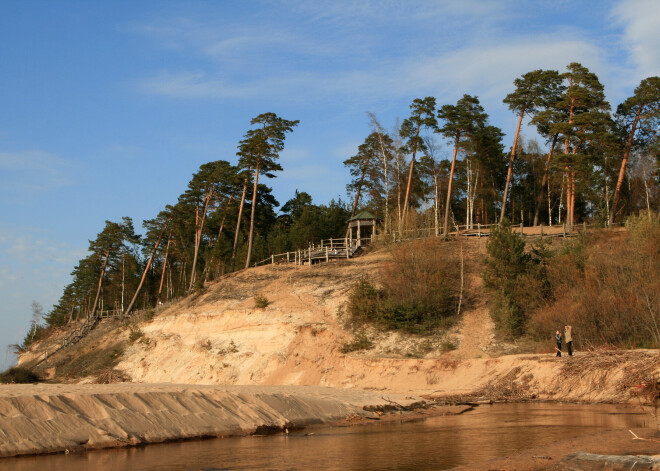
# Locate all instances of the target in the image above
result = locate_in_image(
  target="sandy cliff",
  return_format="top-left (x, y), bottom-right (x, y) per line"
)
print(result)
top-left (20, 241), bottom-right (659, 404)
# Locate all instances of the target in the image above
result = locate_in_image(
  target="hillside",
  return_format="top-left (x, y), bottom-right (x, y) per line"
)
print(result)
top-left (17, 235), bottom-right (660, 404)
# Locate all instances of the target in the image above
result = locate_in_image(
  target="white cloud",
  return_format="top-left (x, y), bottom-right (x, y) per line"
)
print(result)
top-left (400, 37), bottom-right (606, 101)
top-left (138, 34), bottom-right (606, 109)
top-left (612, 0), bottom-right (660, 77)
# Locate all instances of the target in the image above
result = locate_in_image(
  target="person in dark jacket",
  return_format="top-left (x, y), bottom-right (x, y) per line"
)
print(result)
top-left (555, 330), bottom-right (562, 357)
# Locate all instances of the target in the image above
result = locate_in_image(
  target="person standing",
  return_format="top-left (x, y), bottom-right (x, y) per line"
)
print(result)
top-left (564, 325), bottom-right (573, 356)
top-left (555, 330), bottom-right (562, 357)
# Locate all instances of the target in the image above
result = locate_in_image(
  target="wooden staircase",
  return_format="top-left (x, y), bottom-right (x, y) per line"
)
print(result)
top-left (253, 237), bottom-right (366, 267)
top-left (31, 309), bottom-right (125, 367)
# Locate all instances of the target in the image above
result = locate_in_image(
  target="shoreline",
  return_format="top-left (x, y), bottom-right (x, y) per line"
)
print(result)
top-left (1, 382), bottom-right (658, 468)
top-left (0, 383), bottom-right (444, 459)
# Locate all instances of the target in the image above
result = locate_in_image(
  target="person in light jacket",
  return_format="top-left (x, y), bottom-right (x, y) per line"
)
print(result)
top-left (564, 325), bottom-right (573, 356)
top-left (555, 330), bottom-right (562, 357)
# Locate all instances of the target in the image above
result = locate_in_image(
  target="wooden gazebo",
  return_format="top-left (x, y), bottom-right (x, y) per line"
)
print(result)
top-left (347, 210), bottom-right (380, 247)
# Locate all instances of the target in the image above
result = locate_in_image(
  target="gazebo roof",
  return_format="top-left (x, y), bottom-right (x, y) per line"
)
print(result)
top-left (347, 210), bottom-right (379, 222)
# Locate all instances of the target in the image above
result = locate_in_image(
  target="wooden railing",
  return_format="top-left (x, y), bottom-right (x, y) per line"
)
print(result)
top-left (253, 237), bottom-right (365, 267)
top-left (253, 222), bottom-right (619, 268)
top-left (32, 309), bottom-right (129, 366)
top-left (391, 222), bottom-right (622, 241)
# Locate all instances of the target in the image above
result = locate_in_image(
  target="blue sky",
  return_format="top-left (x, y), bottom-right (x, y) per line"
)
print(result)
top-left (1, 0), bottom-right (658, 369)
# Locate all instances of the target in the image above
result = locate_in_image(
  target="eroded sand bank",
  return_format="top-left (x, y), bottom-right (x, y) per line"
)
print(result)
top-left (0, 383), bottom-right (430, 458)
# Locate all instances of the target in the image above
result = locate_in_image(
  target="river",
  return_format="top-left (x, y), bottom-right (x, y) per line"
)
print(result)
top-left (0, 402), bottom-right (652, 471)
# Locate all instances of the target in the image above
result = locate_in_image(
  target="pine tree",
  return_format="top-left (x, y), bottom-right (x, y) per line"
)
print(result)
top-left (180, 160), bottom-right (237, 289)
top-left (611, 76), bottom-right (660, 223)
top-left (400, 97), bottom-right (437, 225)
top-left (87, 218), bottom-right (139, 318)
top-left (553, 63), bottom-right (610, 227)
top-left (237, 113), bottom-right (298, 269)
top-left (501, 69), bottom-right (564, 221)
top-left (344, 132), bottom-right (384, 217)
top-left (437, 95), bottom-right (488, 235)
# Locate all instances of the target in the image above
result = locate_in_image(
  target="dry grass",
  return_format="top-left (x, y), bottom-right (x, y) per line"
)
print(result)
top-left (530, 217), bottom-right (660, 349)
top-left (346, 239), bottom-right (462, 334)
top-left (93, 368), bottom-right (131, 384)
top-left (560, 349), bottom-right (660, 395)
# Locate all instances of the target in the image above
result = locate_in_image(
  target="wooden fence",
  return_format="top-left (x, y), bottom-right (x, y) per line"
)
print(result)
top-left (253, 238), bottom-right (364, 267)
top-left (391, 222), bottom-right (622, 242)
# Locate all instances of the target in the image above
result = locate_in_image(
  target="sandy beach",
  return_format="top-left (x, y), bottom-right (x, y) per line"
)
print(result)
top-left (0, 383), bottom-right (441, 458)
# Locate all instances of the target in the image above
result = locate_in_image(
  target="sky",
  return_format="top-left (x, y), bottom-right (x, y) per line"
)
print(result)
top-left (1, 0), bottom-right (658, 369)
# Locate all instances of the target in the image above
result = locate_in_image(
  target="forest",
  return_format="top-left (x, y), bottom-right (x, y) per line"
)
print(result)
top-left (24, 63), bottom-right (659, 346)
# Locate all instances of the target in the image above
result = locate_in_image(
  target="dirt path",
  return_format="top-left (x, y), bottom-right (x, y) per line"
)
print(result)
top-left (450, 239), bottom-right (495, 360)
top-left (452, 273), bottom-right (494, 359)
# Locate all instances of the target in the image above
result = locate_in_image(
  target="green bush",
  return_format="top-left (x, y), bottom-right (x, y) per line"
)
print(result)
top-left (128, 326), bottom-right (144, 343)
top-left (440, 337), bottom-right (458, 352)
top-left (341, 332), bottom-right (374, 353)
top-left (254, 294), bottom-right (270, 309)
top-left (346, 239), bottom-right (461, 334)
top-left (483, 222), bottom-right (551, 337)
top-left (143, 309), bottom-right (155, 321)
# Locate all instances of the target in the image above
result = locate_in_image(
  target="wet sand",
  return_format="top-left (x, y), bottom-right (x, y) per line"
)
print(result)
top-left (450, 427), bottom-right (660, 470)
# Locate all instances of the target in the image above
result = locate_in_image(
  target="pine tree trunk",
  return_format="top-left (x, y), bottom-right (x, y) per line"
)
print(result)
top-left (231, 174), bottom-right (249, 271)
top-left (443, 135), bottom-right (460, 235)
top-left (610, 107), bottom-right (641, 224)
top-left (189, 189), bottom-right (212, 291)
top-left (350, 154), bottom-right (373, 218)
top-left (570, 167), bottom-right (576, 227)
top-left (90, 249), bottom-right (111, 319)
top-left (125, 218), bottom-right (170, 316)
top-left (395, 154), bottom-right (402, 231)
top-left (217, 194), bottom-right (233, 239)
top-left (563, 97), bottom-right (576, 229)
top-left (157, 236), bottom-right (171, 304)
top-left (501, 108), bottom-right (525, 222)
top-left (434, 173), bottom-right (439, 236)
top-left (245, 162), bottom-right (261, 269)
top-left (533, 134), bottom-right (559, 226)
top-left (401, 124), bottom-right (421, 225)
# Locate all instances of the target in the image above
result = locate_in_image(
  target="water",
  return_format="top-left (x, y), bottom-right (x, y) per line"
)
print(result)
top-left (0, 403), bottom-right (652, 471)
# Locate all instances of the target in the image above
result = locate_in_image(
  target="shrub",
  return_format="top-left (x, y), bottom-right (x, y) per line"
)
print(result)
top-left (483, 222), bottom-right (551, 337)
top-left (341, 332), bottom-right (374, 353)
top-left (0, 367), bottom-right (40, 384)
top-left (254, 294), bottom-right (270, 309)
top-left (346, 276), bottom-right (382, 325)
top-left (529, 217), bottom-right (660, 348)
top-left (440, 336), bottom-right (458, 352)
top-left (143, 309), bottom-right (155, 321)
top-left (128, 326), bottom-right (144, 343)
top-left (217, 340), bottom-right (239, 355)
top-left (346, 239), bottom-right (461, 334)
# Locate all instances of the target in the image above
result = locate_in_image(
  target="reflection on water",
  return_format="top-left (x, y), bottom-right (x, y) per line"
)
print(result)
top-left (0, 403), bottom-right (651, 471)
